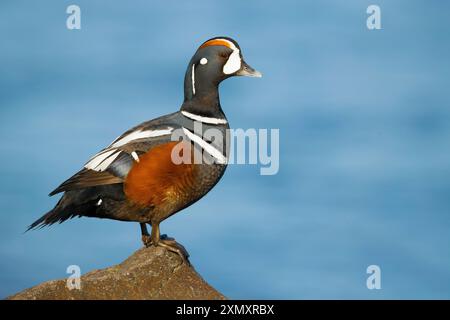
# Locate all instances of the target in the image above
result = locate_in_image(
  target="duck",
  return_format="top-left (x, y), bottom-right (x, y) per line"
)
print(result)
top-left (28, 37), bottom-right (262, 262)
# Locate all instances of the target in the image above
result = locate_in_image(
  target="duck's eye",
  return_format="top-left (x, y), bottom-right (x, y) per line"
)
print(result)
top-left (200, 58), bottom-right (208, 65)
top-left (219, 51), bottom-right (229, 59)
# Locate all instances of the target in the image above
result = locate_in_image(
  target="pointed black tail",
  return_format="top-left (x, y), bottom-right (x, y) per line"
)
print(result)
top-left (26, 197), bottom-right (70, 231)
top-left (27, 184), bottom-right (127, 232)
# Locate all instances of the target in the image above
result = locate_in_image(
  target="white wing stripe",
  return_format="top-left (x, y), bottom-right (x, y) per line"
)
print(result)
top-left (182, 127), bottom-right (227, 164)
top-left (85, 149), bottom-right (117, 170)
top-left (85, 127), bottom-right (173, 172)
top-left (95, 150), bottom-right (122, 172)
top-left (111, 128), bottom-right (174, 148)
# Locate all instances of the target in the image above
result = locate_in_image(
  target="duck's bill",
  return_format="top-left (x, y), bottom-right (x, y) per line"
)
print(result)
top-left (236, 61), bottom-right (262, 78)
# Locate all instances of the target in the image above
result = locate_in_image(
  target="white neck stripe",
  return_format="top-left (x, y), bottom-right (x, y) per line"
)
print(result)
top-left (191, 64), bottom-right (196, 95)
top-left (181, 111), bottom-right (228, 125)
top-left (182, 127), bottom-right (227, 164)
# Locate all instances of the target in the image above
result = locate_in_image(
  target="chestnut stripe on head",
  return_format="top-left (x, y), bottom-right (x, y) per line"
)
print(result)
top-left (199, 39), bottom-right (234, 50)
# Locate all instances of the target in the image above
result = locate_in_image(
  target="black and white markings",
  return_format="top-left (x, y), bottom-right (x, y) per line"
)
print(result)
top-left (181, 110), bottom-right (227, 125)
top-left (131, 151), bottom-right (140, 162)
top-left (181, 127), bottom-right (227, 164)
top-left (110, 128), bottom-right (174, 148)
top-left (222, 40), bottom-right (241, 75)
top-left (84, 127), bottom-right (173, 172)
top-left (191, 64), bottom-right (196, 95)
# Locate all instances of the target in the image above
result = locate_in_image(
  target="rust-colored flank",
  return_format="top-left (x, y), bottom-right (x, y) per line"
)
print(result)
top-left (124, 141), bottom-right (195, 207)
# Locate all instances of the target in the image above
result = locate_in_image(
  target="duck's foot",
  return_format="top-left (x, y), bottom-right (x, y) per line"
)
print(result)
top-left (140, 223), bottom-right (190, 264)
top-left (159, 234), bottom-right (190, 262)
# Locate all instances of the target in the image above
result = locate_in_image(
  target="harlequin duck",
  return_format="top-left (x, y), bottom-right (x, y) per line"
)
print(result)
top-left (28, 37), bottom-right (262, 262)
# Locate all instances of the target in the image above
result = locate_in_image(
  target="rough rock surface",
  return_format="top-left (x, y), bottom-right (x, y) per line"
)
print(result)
top-left (8, 246), bottom-right (226, 300)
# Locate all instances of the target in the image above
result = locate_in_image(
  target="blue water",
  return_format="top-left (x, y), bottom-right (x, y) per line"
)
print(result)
top-left (1, 0), bottom-right (449, 299)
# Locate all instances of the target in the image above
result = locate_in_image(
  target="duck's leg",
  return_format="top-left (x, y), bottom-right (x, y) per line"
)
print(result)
top-left (150, 221), bottom-right (190, 263)
top-left (140, 223), bottom-right (152, 247)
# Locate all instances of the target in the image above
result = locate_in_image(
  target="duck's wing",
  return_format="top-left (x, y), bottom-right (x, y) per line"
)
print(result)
top-left (49, 113), bottom-right (181, 196)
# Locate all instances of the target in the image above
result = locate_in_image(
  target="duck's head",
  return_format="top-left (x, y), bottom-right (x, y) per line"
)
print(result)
top-left (184, 37), bottom-right (262, 102)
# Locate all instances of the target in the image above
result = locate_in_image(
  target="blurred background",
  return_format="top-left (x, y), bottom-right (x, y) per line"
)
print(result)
top-left (1, 0), bottom-right (449, 299)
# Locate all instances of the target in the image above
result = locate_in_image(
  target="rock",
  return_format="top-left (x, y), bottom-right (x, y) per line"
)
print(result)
top-left (8, 246), bottom-right (226, 300)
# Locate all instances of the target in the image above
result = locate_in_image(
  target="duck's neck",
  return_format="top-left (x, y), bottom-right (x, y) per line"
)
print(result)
top-left (180, 64), bottom-right (226, 119)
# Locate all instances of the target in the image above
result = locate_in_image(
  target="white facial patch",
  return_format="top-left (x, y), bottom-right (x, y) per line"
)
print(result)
top-left (200, 58), bottom-right (208, 65)
top-left (222, 40), bottom-right (241, 75)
